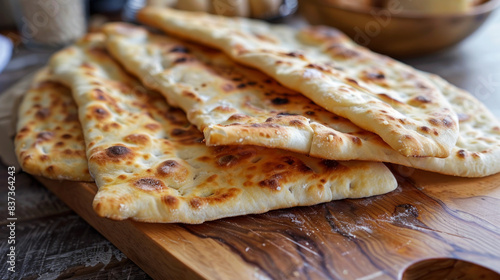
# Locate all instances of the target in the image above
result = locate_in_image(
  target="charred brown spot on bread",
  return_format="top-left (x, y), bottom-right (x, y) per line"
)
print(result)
top-left (36, 131), bottom-right (54, 141)
top-left (55, 141), bottom-right (64, 147)
top-left (351, 136), bottom-right (362, 145)
top-left (327, 44), bottom-right (360, 59)
top-left (364, 72), bottom-right (385, 80)
top-left (102, 122), bottom-right (121, 132)
top-left (124, 134), bottom-right (150, 145)
top-left (81, 62), bottom-right (94, 69)
top-left (228, 114), bottom-right (249, 121)
top-left (174, 57), bottom-right (190, 64)
top-left (189, 198), bottom-right (203, 209)
top-left (89, 106), bottom-right (110, 120)
top-left (201, 188), bottom-right (241, 205)
top-left (89, 46), bottom-right (109, 57)
top-left (471, 152), bottom-right (480, 159)
top-left (134, 178), bottom-right (165, 191)
top-left (284, 51), bottom-right (305, 59)
top-left (197, 156), bottom-right (210, 162)
top-left (259, 174), bottom-right (282, 191)
top-left (234, 44), bottom-right (249, 55)
top-left (46, 165), bottom-right (55, 173)
top-left (222, 83), bottom-right (235, 92)
top-left (35, 108), bottom-right (51, 120)
top-left (118, 174), bottom-right (127, 180)
top-left (213, 106), bottom-right (236, 113)
top-left (39, 155), bottom-right (49, 161)
top-left (289, 119), bottom-right (305, 127)
top-left (105, 145), bottom-right (131, 158)
top-left (278, 112), bottom-right (299, 117)
top-left (322, 159), bottom-right (339, 169)
top-left (198, 174), bottom-right (215, 183)
top-left (215, 147), bottom-right (256, 167)
top-left (442, 117), bottom-right (454, 128)
top-left (419, 126), bottom-right (431, 133)
top-left (236, 83), bottom-right (246, 89)
top-left (281, 156), bottom-right (313, 173)
top-left (271, 97), bottom-right (289, 105)
top-left (302, 26), bottom-right (344, 43)
top-left (346, 78), bottom-right (359, 86)
top-left (171, 128), bottom-right (196, 138)
top-left (218, 155), bottom-right (237, 167)
top-left (162, 195), bottom-right (179, 208)
top-left (170, 46), bottom-right (190, 53)
top-left (181, 91), bottom-right (200, 101)
top-left (377, 93), bottom-right (404, 105)
top-left (428, 117), bottom-right (454, 128)
top-left (252, 33), bottom-right (277, 43)
top-left (93, 88), bottom-right (109, 101)
top-left (157, 160), bottom-right (181, 175)
top-left (145, 123), bottom-right (161, 131)
top-left (250, 123), bottom-right (280, 129)
top-left (305, 111), bottom-right (315, 116)
top-left (61, 134), bottom-right (72, 139)
top-left (457, 149), bottom-right (467, 159)
top-left (64, 113), bottom-right (78, 122)
top-left (415, 82), bottom-right (430, 89)
top-left (414, 95), bottom-right (432, 104)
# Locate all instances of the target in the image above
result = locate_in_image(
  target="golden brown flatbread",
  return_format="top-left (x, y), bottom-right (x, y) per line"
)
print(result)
top-left (15, 69), bottom-right (92, 181)
top-left (137, 7), bottom-right (459, 158)
top-left (46, 33), bottom-right (397, 223)
top-left (103, 23), bottom-right (500, 177)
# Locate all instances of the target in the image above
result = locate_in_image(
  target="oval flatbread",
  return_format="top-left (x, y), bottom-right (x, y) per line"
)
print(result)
top-left (137, 7), bottom-right (459, 158)
top-left (103, 23), bottom-right (500, 177)
top-left (15, 69), bottom-right (92, 181)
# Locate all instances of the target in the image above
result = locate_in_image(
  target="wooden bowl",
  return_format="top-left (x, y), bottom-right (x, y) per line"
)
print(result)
top-left (299, 0), bottom-right (500, 57)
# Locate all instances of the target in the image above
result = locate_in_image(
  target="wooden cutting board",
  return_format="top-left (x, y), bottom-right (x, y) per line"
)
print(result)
top-left (36, 166), bottom-right (500, 280)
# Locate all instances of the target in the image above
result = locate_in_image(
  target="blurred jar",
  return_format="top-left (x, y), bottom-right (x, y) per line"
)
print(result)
top-left (144, 0), bottom-right (297, 20)
top-left (10, 0), bottom-right (88, 49)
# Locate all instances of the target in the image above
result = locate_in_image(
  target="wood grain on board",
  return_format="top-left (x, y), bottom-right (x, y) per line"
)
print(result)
top-left (36, 166), bottom-right (500, 280)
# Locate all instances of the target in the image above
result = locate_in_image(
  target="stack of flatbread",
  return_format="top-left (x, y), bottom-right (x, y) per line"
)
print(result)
top-left (14, 7), bottom-right (500, 223)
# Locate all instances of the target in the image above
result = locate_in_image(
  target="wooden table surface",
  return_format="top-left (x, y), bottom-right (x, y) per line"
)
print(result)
top-left (1, 11), bottom-right (500, 280)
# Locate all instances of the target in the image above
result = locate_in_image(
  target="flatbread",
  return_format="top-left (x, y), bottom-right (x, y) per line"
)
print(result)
top-left (406, 73), bottom-right (500, 177)
top-left (47, 33), bottom-right (397, 223)
top-left (103, 23), bottom-right (383, 156)
top-left (137, 7), bottom-right (459, 158)
top-left (103, 23), bottom-right (500, 177)
top-left (15, 69), bottom-right (92, 181)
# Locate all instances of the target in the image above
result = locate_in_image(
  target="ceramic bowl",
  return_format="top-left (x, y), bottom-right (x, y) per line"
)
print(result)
top-left (299, 0), bottom-right (500, 57)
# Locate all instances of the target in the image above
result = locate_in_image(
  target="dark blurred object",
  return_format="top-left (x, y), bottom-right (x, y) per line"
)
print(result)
top-left (299, 0), bottom-right (500, 57)
top-left (90, 0), bottom-right (127, 13)
top-left (0, 1), bottom-right (16, 29)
